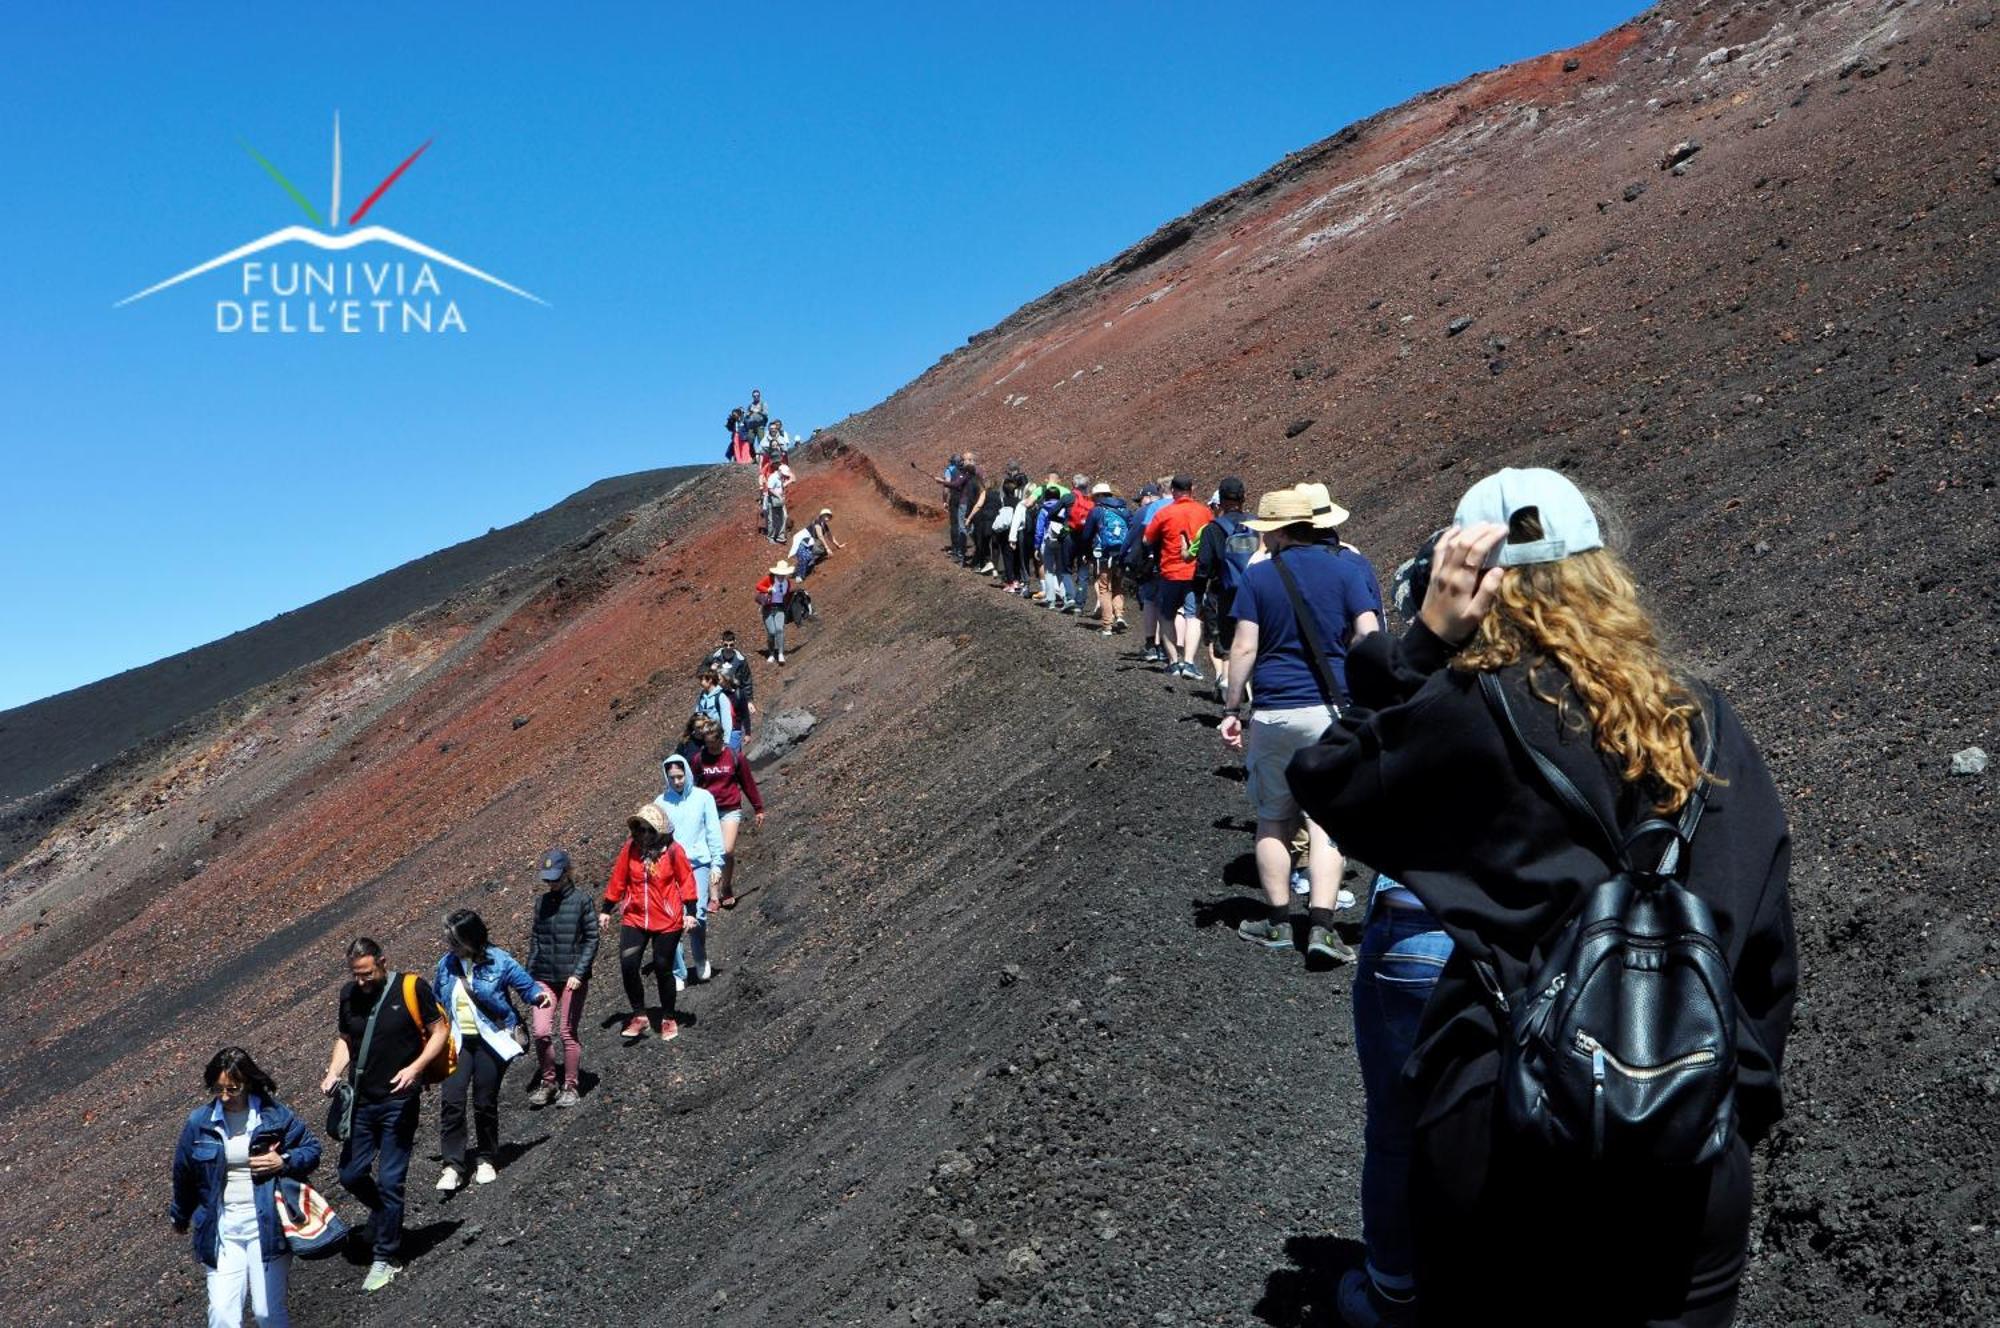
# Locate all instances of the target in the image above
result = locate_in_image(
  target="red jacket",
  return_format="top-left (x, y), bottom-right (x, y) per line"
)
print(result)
top-left (692, 744), bottom-right (764, 814)
top-left (603, 838), bottom-right (694, 933)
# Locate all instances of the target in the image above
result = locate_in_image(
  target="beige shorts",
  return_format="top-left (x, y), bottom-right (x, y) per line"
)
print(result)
top-left (1245, 705), bottom-right (1335, 823)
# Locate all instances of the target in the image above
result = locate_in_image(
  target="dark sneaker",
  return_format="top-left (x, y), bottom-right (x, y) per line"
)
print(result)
top-left (1237, 917), bottom-right (1294, 949)
top-left (1337, 1268), bottom-right (1416, 1327)
top-left (1305, 925), bottom-right (1358, 970)
top-left (1113, 617), bottom-right (1129, 633)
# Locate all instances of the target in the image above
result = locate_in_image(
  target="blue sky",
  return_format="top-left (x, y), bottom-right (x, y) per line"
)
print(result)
top-left (0, 2), bottom-right (1637, 710)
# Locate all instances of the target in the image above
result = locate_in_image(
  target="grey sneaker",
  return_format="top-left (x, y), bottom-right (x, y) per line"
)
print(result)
top-left (362, 1260), bottom-right (401, 1293)
top-left (1237, 917), bottom-right (1294, 949)
top-left (1305, 925), bottom-right (1358, 971)
top-left (526, 1083), bottom-right (556, 1107)
top-left (555, 1087), bottom-right (581, 1108)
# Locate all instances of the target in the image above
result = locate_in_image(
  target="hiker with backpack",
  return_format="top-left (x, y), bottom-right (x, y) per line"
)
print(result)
top-left (725, 407), bottom-right (752, 464)
top-left (760, 451), bottom-right (795, 544)
top-left (524, 849), bottom-right (597, 1110)
top-left (600, 803), bottom-right (695, 1042)
top-left (1079, 482), bottom-right (1134, 635)
top-left (320, 937), bottom-right (448, 1293)
top-left (1033, 476), bottom-right (1075, 611)
top-left (756, 559), bottom-right (795, 664)
top-left (1142, 475), bottom-right (1213, 679)
top-left (1289, 469), bottom-right (1797, 1326)
top-left (1194, 476), bottom-right (1260, 702)
top-left (693, 666), bottom-right (739, 750)
top-left (743, 389), bottom-right (769, 446)
top-left (702, 631), bottom-right (756, 745)
top-left (432, 909), bottom-right (551, 1192)
top-left (1216, 486), bottom-right (1380, 967)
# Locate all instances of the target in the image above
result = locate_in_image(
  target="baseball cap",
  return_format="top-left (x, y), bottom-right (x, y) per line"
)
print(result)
top-left (1453, 467), bottom-right (1603, 566)
top-left (1218, 476), bottom-right (1246, 501)
top-left (538, 848), bottom-right (571, 881)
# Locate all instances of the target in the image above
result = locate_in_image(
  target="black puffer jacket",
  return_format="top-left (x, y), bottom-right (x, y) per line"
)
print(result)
top-left (526, 883), bottom-right (600, 985)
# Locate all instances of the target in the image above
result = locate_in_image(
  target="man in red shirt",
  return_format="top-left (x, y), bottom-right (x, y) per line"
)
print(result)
top-left (1142, 475), bottom-right (1211, 679)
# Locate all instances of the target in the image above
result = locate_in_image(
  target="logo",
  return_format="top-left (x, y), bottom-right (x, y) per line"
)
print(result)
top-left (117, 113), bottom-right (545, 333)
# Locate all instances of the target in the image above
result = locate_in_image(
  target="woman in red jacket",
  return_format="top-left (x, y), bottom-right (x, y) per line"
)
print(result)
top-left (597, 804), bottom-right (695, 1043)
top-left (689, 716), bottom-right (764, 910)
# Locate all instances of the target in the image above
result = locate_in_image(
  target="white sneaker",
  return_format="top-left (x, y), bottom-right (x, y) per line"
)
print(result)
top-left (473, 1160), bottom-right (498, 1185)
top-left (1289, 869), bottom-right (1310, 896)
top-left (435, 1165), bottom-right (463, 1192)
top-left (697, 959), bottom-right (713, 982)
top-left (1337, 888), bottom-right (1357, 911)
top-left (674, 973), bottom-right (686, 992)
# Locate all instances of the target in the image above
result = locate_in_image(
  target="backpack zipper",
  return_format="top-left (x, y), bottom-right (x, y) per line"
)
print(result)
top-left (1574, 1031), bottom-right (1718, 1080)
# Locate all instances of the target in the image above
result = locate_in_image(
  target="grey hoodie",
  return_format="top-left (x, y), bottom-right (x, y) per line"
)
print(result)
top-left (654, 754), bottom-right (724, 870)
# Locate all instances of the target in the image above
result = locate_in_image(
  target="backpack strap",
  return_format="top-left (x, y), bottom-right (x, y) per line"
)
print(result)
top-left (1270, 548), bottom-right (1344, 710)
top-left (1478, 671), bottom-right (1625, 867)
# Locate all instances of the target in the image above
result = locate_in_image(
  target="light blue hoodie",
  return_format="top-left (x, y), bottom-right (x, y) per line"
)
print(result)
top-left (654, 753), bottom-right (723, 870)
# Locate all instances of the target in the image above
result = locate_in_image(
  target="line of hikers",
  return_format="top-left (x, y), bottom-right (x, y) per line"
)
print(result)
top-left (938, 457), bottom-right (1798, 1328)
top-left (170, 630), bottom-right (780, 1322)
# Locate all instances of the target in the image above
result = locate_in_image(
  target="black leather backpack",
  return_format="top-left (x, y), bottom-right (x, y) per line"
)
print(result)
top-left (1476, 673), bottom-right (1737, 1168)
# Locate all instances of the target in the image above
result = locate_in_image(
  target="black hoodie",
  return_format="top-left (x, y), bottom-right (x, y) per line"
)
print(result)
top-left (1287, 620), bottom-right (1796, 1146)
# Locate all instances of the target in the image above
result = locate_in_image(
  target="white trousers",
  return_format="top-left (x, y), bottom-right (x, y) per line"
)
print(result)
top-left (206, 1232), bottom-right (290, 1328)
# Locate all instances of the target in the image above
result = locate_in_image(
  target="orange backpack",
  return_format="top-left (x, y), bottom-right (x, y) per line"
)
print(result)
top-left (403, 972), bottom-right (457, 1084)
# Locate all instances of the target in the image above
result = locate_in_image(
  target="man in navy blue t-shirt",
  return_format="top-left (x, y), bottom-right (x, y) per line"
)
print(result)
top-left (1219, 484), bottom-right (1381, 968)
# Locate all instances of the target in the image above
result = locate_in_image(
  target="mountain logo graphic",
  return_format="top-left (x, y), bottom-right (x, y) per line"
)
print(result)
top-left (117, 113), bottom-right (545, 322)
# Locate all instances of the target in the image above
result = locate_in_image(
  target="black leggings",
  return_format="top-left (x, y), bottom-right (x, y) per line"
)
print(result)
top-left (620, 925), bottom-right (680, 1017)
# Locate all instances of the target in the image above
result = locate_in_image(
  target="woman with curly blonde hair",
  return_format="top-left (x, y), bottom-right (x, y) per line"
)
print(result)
top-left (1291, 468), bottom-right (1796, 1327)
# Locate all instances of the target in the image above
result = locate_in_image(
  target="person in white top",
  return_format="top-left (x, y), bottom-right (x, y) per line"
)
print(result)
top-left (762, 455), bottom-right (795, 543)
top-left (169, 1047), bottom-right (322, 1328)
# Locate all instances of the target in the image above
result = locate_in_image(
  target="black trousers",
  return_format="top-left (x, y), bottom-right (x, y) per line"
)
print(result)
top-left (1410, 1088), bottom-right (1750, 1327)
top-left (620, 924), bottom-right (681, 1017)
top-left (438, 1039), bottom-right (508, 1168)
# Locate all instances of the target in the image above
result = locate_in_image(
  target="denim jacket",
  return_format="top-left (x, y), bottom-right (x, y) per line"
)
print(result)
top-left (434, 947), bottom-right (540, 1051)
top-left (167, 1096), bottom-right (321, 1268)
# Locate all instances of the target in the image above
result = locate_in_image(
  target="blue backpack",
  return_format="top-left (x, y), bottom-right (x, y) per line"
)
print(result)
top-left (1213, 512), bottom-right (1260, 598)
top-left (1093, 501), bottom-right (1131, 557)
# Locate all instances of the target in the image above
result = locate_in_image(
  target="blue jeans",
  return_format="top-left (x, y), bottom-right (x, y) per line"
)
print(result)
top-left (338, 1093), bottom-right (420, 1261)
top-left (1351, 885), bottom-right (1453, 1298)
top-left (673, 865), bottom-right (711, 980)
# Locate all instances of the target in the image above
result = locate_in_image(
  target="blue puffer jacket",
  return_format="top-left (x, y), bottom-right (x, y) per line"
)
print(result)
top-left (167, 1097), bottom-right (321, 1268)
top-left (434, 947), bottom-right (540, 1041)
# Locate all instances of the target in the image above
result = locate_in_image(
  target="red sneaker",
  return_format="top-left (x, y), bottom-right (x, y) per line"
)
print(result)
top-left (656, 1018), bottom-right (680, 1042)
top-left (621, 1015), bottom-right (649, 1041)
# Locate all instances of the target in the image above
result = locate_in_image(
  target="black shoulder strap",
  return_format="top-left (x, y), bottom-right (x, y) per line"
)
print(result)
top-left (1479, 672), bottom-right (1716, 875)
top-left (1270, 548), bottom-right (1343, 709)
top-left (349, 972), bottom-right (397, 1085)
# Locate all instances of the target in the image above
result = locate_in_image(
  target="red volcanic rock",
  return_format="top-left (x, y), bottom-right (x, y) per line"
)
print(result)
top-left (0, 2), bottom-right (1995, 1324)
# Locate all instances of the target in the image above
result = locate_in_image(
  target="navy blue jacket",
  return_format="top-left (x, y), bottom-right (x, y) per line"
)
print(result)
top-left (168, 1097), bottom-right (321, 1267)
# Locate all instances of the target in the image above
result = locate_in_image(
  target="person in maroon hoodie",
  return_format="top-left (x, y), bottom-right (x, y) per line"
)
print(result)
top-left (597, 804), bottom-right (695, 1043)
top-left (688, 715), bottom-right (765, 910)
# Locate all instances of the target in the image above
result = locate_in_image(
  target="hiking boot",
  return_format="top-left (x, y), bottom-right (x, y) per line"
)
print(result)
top-left (657, 1018), bottom-right (681, 1042)
top-left (1237, 917), bottom-right (1294, 949)
top-left (621, 1015), bottom-right (650, 1041)
top-left (1337, 1269), bottom-right (1416, 1327)
top-left (1306, 925), bottom-right (1358, 971)
top-left (526, 1083), bottom-right (556, 1107)
top-left (555, 1087), bottom-right (581, 1109)
top-left (435, 1165), bottom-right (464, 1193)
top-left (473, 1160), bottom-right (498, 1185)
top-left (362, 1260), bottom-right (401, 1293)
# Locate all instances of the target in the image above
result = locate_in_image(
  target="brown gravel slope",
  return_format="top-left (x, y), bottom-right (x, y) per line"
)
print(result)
top-left (0, 1), bottom-right (1994, 1324)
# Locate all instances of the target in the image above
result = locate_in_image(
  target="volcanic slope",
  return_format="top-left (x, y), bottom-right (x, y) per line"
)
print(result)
top-left (0, 465), bottom-right (708, 821)
top-left (0, 0), bottom-right (1996, 1324)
